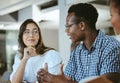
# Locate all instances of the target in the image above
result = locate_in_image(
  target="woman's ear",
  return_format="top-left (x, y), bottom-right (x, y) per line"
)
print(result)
top-left (78, 22), bottom-right (85, 31)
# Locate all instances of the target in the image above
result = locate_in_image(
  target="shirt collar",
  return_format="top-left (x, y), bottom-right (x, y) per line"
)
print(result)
top-left (80, 30), bottom-right (104, 52)
top-left (92, 30), bottom-right (105, 49)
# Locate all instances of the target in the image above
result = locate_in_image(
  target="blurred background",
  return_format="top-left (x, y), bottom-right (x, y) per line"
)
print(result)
top-left (0, 0), bottom-right (113, 78)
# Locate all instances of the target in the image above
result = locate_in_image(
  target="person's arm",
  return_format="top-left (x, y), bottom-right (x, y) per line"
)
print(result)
top-left (12, 47), bottom-right (37, 83)
top-left (51, 75), bottom-right (78, 83)
top-left (101, 72), bottom-right (120, 83)
top-left (12, 57), bottom-right (28, 83)
top-left (37, 63), bottom-right (78, 83)
top-left (100, 47), bottom-right (120, 83)
top-left (85, 76), bottom-right (112, 83)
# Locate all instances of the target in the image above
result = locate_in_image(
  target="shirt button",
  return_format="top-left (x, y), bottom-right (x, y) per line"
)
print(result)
top-left (88, 54), bottom-right (91, 57)
top-left (86, 66), bottom-right (89, 69)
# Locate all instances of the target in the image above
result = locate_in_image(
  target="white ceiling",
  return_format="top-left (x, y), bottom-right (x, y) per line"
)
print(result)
top-left (0, 0), bottom-right (52, 29)
top-left (0, 0), bottom-right (23, 9)
top-left (0, 0), bottom-right (51, 15)
top-left (0, 0), bottom-right (111, 30)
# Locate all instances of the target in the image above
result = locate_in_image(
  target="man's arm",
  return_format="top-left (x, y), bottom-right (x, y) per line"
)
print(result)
top-left (85, 76), bottom-right (112, 83)
top-left (101, 72), bottom-right (120, 83)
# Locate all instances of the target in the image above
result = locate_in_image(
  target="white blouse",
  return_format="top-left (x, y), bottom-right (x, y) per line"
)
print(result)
top-left (10, 50), bottom-right (62, 83)
top-left (115, 35), bottom-right (120, 41)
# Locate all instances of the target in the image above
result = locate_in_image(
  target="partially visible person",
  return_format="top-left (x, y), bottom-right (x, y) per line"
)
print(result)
top-left (10, 19), bottom-right (62, 83)
top-left (37, 3), bottom-right (120, 83)
top-left (109, 0), bottom-right (120, 41)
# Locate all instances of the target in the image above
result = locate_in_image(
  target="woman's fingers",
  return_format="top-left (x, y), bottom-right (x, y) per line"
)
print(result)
top-left (24, 46), bottom-right (37, 57)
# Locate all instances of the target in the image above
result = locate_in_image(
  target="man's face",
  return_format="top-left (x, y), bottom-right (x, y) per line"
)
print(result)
top-left (65, 13), bottom-right (84, 43)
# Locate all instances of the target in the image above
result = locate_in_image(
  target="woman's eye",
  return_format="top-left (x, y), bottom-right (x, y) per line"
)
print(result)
top-left (34, 30), bottom-right (38, 33)
top-left (24, 31), bottom-right (29, 34)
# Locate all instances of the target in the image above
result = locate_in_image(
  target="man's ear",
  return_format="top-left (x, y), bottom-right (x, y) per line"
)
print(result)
top-left (78, 22), bottom-right (85, 30)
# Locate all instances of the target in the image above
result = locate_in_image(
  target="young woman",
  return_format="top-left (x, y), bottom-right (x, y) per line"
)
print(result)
top-left (10, 19), bottom-right (62, 83)
top-left (109, 0), bottom-right (120, 41)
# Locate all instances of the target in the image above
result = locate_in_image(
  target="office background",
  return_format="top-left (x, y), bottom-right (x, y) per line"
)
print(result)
top-left (0, 0), bottom-right (113, 76)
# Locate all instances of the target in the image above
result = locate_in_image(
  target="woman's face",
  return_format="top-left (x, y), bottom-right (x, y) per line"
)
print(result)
top-left (110, 3), bottom-right (120, 35)
top-left (22, 23), bottom-right (39, 47)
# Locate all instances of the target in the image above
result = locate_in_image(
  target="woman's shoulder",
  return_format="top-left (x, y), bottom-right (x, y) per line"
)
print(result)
top-left (44, 50), bottom-right (62, 67)
top-left (44, 50), bottom-right (61, 59)
top-left (13, 52), bottom-right (22, 62)
top-left (14, 52), bottom-right (21, 59)
top-left (45, 50), bottom-right (59, 55)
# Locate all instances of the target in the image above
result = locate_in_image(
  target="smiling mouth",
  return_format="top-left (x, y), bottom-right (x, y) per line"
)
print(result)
top-left (28, 39), bottom-right (35, 42)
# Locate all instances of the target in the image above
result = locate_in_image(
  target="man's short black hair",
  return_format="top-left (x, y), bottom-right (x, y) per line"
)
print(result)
top-left (68, 3), bottom-right (98, 29)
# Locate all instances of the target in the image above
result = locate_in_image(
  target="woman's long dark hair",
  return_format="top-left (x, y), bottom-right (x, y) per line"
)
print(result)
top-left (18, 19), bottom-right (53, 59)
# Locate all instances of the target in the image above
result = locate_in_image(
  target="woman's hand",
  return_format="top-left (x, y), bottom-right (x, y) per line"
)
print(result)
top-left (23, 46), bottom-right (37, 60)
